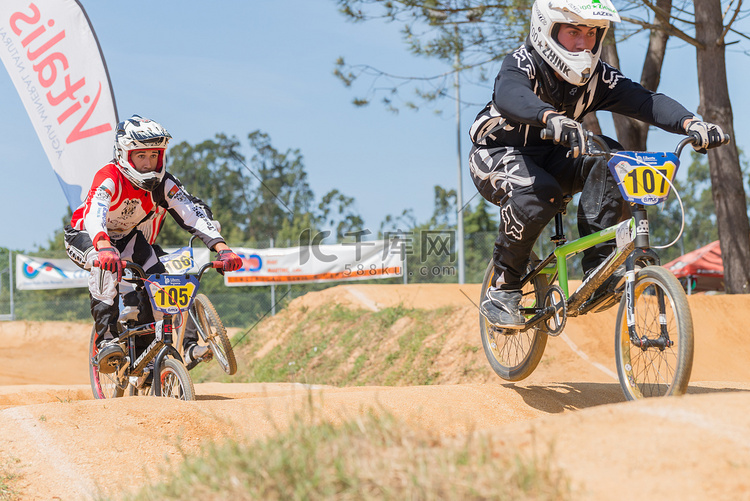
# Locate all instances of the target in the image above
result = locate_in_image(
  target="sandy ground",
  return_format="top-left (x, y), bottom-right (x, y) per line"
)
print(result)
top-left (1, 284), bottom-right (750, 500)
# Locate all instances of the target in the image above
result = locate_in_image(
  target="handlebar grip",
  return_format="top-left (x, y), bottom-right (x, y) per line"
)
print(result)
top-left (540, 129), bottom-right (552, 141)
top-left (211, 261), bottom-right (224, 269)
top-left (684, 132), bottom-right (732, 151)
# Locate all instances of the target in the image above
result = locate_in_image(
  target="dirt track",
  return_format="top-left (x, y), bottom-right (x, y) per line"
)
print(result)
top-left (2, 284), bottom-right (750, 500)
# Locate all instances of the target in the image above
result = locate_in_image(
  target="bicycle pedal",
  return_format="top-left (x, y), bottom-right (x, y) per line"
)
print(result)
top-left (489, 324), bottom-right (520, 336)
top-left (95, 342), bottom-right (125, 374)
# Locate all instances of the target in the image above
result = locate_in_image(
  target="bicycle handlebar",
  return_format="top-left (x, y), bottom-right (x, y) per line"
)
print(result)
top-left (92, 259), bottom-right (225, 280)
top-left (540, 129), bottom-right (730, 157)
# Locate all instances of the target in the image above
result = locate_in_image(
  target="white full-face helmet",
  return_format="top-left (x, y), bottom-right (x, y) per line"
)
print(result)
top-left (114, 115), bottom-right (172, 191)
top-left (529, 0), bottom-right (620, 85)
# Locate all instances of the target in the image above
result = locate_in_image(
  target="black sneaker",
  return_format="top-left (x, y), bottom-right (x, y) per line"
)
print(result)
top-left (95, 339), bottom-right (125, 374)
top-left (481, 289), bottom-right (525, 329)
top-left (184, 343), bottom-right (212, 370)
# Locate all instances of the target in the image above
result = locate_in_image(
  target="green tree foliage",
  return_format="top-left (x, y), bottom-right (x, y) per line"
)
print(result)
top-left (650, 150), bottom-right (750, 265)
top-left (243, 131), bottom-right (315, 242)
top-left (428, 185), bottom-right (457, 227)
top-left (162, 134), bottom-right (249, 246)
top-left (159, 130), bottom-right (364, 249)
top-left (463, 196), bottom-right (495, 234)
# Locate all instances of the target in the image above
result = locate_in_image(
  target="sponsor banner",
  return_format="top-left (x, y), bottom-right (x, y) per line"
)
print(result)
top-left (0, 1), bottom-right (118, 210)
top-left (16, 247), bottom-right (209, 290)
top-left (226, 239), bottom-right (404, 286)
top-left (16, 253), bottom-right (88, 290)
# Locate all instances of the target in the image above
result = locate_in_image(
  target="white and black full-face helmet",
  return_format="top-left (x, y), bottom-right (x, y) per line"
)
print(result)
top-left (529, 0), bottom-right (620, 85)
top-left (114, 115), bottom-right (172, 191)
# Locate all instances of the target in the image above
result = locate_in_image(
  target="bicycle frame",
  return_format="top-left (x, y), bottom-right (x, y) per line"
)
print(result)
top-left (116, 260), bottom-right (222, 395)
top-left (534, 218), bottom-right (633, 297)
top-left (514, 136), bottom-right (695, 327)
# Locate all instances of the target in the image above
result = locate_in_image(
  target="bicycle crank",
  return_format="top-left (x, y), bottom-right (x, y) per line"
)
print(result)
top-left (542, 285), bottom-right (567, 336)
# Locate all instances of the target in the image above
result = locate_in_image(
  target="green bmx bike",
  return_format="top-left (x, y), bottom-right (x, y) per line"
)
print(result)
top-left (480, 133), bottom-right (728, 400)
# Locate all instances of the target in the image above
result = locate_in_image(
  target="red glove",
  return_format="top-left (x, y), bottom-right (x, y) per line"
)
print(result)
top-left (97, 246), bottom-right (123, 281)
top-left (217, 249), bottom-right (242, 273)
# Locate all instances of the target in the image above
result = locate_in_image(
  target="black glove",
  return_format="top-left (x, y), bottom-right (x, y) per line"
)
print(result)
top-left (97, 246), bottom-right (123, 282)
top-left (544, 114), bottom-right (587, 158)
top-left (685, 120), bottom-right (729, 153)
top-left (217, 249), bottom-right (243, 275)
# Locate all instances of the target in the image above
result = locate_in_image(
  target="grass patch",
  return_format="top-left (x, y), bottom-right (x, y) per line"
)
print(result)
top-left (0, 457), bottom-right (21, 501)
top-left (194, 302), bottom-right (482, 388)
top-left (119, 409), bottom-right (570, 501)
top-left (371, 304), bottom-right (411, 329)
top-left (227, 304), bottom-right (455, 387)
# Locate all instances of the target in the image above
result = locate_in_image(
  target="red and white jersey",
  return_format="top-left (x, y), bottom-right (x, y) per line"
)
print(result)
top-left (70, 163), bottom-right (224, 249)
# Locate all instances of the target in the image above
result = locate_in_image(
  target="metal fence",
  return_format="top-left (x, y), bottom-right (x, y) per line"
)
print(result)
top-left (0, 229), bottom-right (588, 327)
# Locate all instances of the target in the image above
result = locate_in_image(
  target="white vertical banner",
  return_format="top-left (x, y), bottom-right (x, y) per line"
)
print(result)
top-left (0, 1), bottom-right (118, 210)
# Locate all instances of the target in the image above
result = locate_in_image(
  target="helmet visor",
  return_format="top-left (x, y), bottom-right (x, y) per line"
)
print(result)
top-left (128, 149), bottom-right (165, 174)
top-left (551, 23), bottom-right (606, 55)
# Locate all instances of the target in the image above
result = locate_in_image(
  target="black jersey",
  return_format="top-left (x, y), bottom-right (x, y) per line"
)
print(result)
top-left (469, 42), bottom-right (694, 149)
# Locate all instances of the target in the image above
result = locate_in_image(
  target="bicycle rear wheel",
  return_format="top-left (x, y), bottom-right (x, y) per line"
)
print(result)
top-left (191, 294), bottom-right (237, 375)
top-left (479, 255), bottom-right (549, 381)
top-left (88, 327), bottom-right (125, 399)
top-left (157, 358), bottom-right (196, 400)
top-left (615, 265), bottom-right (694, 400)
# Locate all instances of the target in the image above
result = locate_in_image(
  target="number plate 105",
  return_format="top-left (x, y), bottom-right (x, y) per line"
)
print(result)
top-left (146, 274), bottom-right (200, 314)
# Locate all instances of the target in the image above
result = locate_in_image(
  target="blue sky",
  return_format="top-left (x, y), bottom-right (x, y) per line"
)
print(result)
top-left (1, 1), bottom-right (748, 251)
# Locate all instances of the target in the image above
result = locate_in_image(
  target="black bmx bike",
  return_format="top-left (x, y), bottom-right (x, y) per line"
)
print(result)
top-left (88, 258), bottom-right (230, 400)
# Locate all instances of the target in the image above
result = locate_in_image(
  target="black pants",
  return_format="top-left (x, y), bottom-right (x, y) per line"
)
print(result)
top-left (468, 138), bottom-right (629, 289)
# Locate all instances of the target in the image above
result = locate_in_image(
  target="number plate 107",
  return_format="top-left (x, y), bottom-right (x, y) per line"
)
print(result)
top-left (608, 151), bottom-right (680, 205)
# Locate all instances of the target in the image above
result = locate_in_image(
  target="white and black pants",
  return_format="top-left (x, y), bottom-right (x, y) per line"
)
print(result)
top-left (64, 227), bottom-right (200, 350)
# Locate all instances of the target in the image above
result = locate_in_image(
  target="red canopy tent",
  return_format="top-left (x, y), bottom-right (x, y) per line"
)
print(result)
top-left (664, 240), bottom-right (724, 294)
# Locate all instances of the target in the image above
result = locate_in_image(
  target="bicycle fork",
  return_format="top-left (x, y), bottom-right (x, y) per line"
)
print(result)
top-left (623, 207), bottom-right (672, 351)
top-left (151, 315), bottom-right (183, 396)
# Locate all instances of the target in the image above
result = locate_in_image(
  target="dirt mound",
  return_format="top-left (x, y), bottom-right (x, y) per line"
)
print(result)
top-left (0, 321), bottom-right (92, 386)
top-left (1, 284), bottom-right (749, 500)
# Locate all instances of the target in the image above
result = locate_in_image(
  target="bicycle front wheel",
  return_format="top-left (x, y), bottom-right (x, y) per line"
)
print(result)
top-left (479, 255), bottom-right (549, 381)
top-left (615, 265), bottom-right (694, 400)
top-left (192, 294), bottom-right (237, 375)
top-left (88, 327), bottom-right (125, 399)
top-left (157, 358), bottom-right (196, 400)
